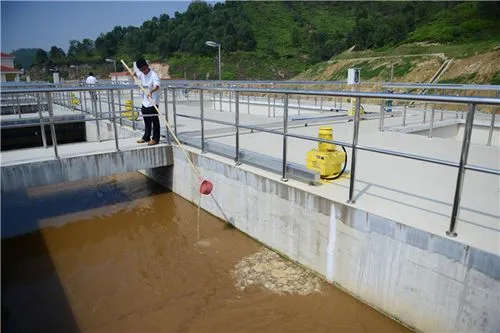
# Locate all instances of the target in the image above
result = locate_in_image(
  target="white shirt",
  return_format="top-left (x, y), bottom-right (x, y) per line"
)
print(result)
top-left (85, 75), bottom-right (97, 85)
top-left (135, 68), bottom-right (160, 107)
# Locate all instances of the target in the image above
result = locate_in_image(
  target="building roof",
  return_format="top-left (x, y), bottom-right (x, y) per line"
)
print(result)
top-left (0, 52), bottom-right (15, 58)
top-left (0, 65), bottom-right (21, 73)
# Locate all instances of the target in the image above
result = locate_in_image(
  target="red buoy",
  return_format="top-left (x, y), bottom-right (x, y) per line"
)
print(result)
top-left (199, 180), bottom-right (213, 195)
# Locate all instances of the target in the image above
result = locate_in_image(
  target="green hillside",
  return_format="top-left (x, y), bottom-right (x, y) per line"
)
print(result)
top-left (17, 1), bottom-right (500, 83)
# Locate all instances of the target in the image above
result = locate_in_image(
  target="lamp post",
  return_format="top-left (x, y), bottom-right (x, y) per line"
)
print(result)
top-left (105, 58), bottom-right (117, 81)
top-left (205, 40), bottom-right (222, 111)
top-left (69, 65), bottom-right (79, 80)
top-left (205, 41), bottom-right (221, 83)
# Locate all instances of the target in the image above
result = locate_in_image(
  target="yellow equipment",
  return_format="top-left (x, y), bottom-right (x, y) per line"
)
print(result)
top-left (123, 99), bottom-right (138, 120)
top-left (306, 127), bottom-right (346, 180)
top-left (347, 98), bottom-right (366, 117)
top-left (70, 93), bottom-right (80, 106)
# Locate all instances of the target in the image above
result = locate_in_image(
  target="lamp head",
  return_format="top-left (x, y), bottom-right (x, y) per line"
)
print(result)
top-left (205, 41), bottom-right (219, 48)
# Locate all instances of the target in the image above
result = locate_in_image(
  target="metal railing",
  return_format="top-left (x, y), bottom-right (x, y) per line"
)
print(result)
top-left (1, 83), bottom-right (499, 238)
top-left (166, 85), bottom-right (500, 238)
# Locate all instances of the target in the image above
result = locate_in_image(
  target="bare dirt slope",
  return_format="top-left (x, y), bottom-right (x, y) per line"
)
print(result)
top-left (294, 49), bottom-right (500, 85)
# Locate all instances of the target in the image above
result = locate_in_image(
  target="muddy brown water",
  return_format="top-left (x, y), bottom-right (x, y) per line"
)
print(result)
top-left (1, 172), bottom-right (412, 333)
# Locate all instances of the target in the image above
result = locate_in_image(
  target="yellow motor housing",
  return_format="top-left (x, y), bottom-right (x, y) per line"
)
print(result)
top-left (306, 127), bottom-right (346, 179)
top-left (123, 99), bottom-right (138, 120)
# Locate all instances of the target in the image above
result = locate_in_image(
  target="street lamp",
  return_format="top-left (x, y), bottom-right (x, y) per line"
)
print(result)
top-left (205, 40), bottom-right (222, 111)
top-left (105, 58), bottom-right (117, 81)
top-left (69, 65), bottom-right (79, 80)
top-left (205, 40), bottom-right (221, 83)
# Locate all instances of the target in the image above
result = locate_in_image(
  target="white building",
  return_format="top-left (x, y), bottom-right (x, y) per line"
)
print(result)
top-left (1, 52), bottom-right (21, 82)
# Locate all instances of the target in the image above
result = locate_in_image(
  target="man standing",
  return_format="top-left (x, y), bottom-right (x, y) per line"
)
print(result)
top-left (134, 58), bottom-right (160, 146)
top-left (86, 72), bottom-right (98, 101)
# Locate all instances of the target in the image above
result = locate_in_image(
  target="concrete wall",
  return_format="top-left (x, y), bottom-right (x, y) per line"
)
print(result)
top-left (151, 146), bottom-right (500, 333)
top-left (1, 146), bottom-right (173, 192)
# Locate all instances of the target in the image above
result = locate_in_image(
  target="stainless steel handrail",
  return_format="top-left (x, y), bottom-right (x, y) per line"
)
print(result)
top-left (1, 84), bottom-right (499, 238)
top-left (167, 85), bottom-right (499, 238)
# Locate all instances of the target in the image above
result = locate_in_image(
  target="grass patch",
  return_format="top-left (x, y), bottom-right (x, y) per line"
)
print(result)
top-left (490, 71), bottom-right (500, 85)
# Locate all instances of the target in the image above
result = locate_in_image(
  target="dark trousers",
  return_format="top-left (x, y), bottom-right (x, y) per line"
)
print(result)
top-left (141, 105), bottom-right (160, 142)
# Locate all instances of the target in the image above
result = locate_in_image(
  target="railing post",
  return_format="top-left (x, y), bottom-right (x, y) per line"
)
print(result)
top-left (16, 94), bottom-right (22, 119)
top-left (281, 94), bottom-right (289, 182)
top-left (273, 94), bottom-right (276, 117)
top-left (267, 95), bottom-right (271, 117)
top-left (247, 94), bottom-right (250, 114)
top-left (109, 90), bottom-right (120, 151)
top-left (348, 98), bottom-right (362, 203)
top-left (219, 90), bottom-right (222, 112)
top-left (487, 91), bottom-right (499, 146)
top-left (423, 103), bottom-right (427, 123)
top-left (298, 96), bottom-right (301, 115)
top-left (130, 89), bottom-right (136, 130)
top-left (235, 91), bottom-right (241, 165)
top-left (117, 89), bottom-right (122, 126)
top-left (402, 103), bottom-right (407, 127)
top-left (428, 106), bottom-right (435, 138)
top-left (36, 93), bottom-right (47, 148)
top-left (200, 89), bottom-right (205, 153)
top-left (164, 87), bottom-right (170, 144)
top-left (172, 88), bottom-right (178, 137)
top-left (487, 110), bottom-right (496, 147)
top-left (447, 103), bottom-right (476, 237)
top-left (95, 92), bottom-right (101, 142)
top-left (83, 90), bottom-right (88, 112)
top-left (379, 98), bottom-right (385, 131)
top-left (46, 92), bottom-right (59, 158)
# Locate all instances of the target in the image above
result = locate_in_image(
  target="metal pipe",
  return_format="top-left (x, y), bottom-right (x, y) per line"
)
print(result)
top-left (348, 98), bottom-right (362, 203)
top-left (83, 90), bottom-right (88, 112)
top-left (200, 90), bottom-right (205, 153)
top-left (428, 106), bottom-right (435, 138)
top-left (172, 88), bottom-right (178, 137)
top-left (164, 88), bottom-right (170, 144)
top-left (46, 92), bottom-right (59, 158)
top-left (423, 103), bottom-right (427, 123)
top-left (281, 94), bottom-right (289, 181)
top-left (487, 91), bottom-right (499, 146)
top-left (235, 91), bottom-right (241, 165)
top-left (94, 91), bottom-right (101, 142)
top-left (298, 96), bottom-right (301, 115)
top-left (267, 95), bottom-right (271, 117)
top-left (36, 93), bottom-right (47, 148)
top-left (110, 90), bottom-right (120, 151)
top-left (402, 103), bottom-right (407, 127)
top-left (273, 95), bottom-right (276, 117)
top-left (447, 103), bottom-right (476, 237)
top-left (98, 91), bottom-right (103, 122)
top-left (487, 109), bottom-right (496, 147)
top-left (379, 98), bottom-right (385, 131)
top-left (16, 94), bottom-right (21, 119)
top-left (247, 94), bottom-right (250, 114)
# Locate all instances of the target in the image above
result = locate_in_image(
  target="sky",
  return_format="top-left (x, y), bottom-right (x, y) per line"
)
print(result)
top-left (1, 1), bottom-right (195, 53)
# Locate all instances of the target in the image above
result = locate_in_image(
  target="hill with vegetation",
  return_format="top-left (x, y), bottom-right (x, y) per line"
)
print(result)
top-left (14, 1), bottom-right (500, 84)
